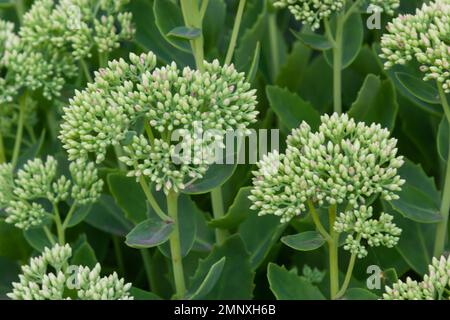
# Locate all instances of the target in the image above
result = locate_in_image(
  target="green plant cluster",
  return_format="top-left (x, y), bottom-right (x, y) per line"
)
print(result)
top-left (0, 0), bottom-right (449, 301)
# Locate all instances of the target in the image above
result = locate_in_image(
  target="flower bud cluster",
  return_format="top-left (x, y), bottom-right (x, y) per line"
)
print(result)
top-left (334, 205), bottom-right (401, 258)
top-left (7, 244), bottom-right (133, 300)
top-left (380, 0), bottom-right (450, 92)
top-left (384, 255), bottom-right (450, 300)
top-left (273, 0), bottom-right (399, 30)
top-left (250, 113), bottom-right (405, 223)
top-left (60, 52), bottom-right (258, 194)
top-left (0, 156), bottom-right (103, 230)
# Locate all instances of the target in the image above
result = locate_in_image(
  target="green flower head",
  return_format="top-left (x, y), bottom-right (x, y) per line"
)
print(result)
top-left (380, 0), bottom-right (450, 92)
top-left (0, 156), bottom-right (103, 230)
top-left (8, 244), bottom-right (133, 300)
top-left (249, 113), bottom-right (405, 223)
top-left (384, 255), bottom-right (450, 300)
top-left (273, 0), bottom-right (399, 30)
top-left (60, 52), bottom-right (259, 194)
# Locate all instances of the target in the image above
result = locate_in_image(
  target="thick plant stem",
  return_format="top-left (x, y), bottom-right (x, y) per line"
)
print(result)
top-left (268, 12), bottom-right (280, 81)
top-left (12, 92), bottom-right (28, 168)
top-left (15, 0), bottom-right (25, 23)
top-left (112, 236), bottom-right (126, 277)
top-left (167, 191), bottom-right (186, 299)
top-left (336, 248), bottom-right (358, 298)
top-left (211, 187), bottom-right (229, 244)
top-left (308, 200), bottom-right (331, 241)
top-left (332, 14), bottom-right (344, 115)
top-left (434, 85), bottom-right (450, 256)
top-left (43, 226), bottom-right (56, 246)
top-left (139, 249), bottom-right (154, 291)
top-left (0, 132), bottom-right (5, 164)
top-left (225, 0), bottom-right (247, 65)
top-left (328, 205), bottom-right (339, 299)
top-left (139, 176), bottom-right (171, 222)
top-left (180, 0), bottom-right (205, 72)
top-left (80, 59), bottom-right (93, 83)
top-left (53, 204), bottom-right (65, 245)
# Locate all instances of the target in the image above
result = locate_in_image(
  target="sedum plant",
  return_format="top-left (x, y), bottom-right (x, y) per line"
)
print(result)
top-left (383, 255), bottom-right (450, 300)
top-left (59, 50), bottom-right (258, 299)
top-left (380, 0), bottom-right (450, 257)
top-left (0, 156), bottom-right (103, 244)
top-left (8, 244), bottom-right (133, 300)
top-left (0, 0), bottom-right (134, 169)
top-left (250, 113), bottom-right (404, 299)
top-left (2, 0), bottom-right (450, 302)
top-left (272, 0), bottom-right (400, 114)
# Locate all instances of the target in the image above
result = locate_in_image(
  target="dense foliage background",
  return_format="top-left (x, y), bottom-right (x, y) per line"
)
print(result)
top-left (0, 0), bottom-right (448, 300)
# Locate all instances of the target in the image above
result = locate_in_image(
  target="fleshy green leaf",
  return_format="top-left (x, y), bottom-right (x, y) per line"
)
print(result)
top-left (239, 213), bottom-right (286, 270)
top-left (208, 187), bottom-right (252, 230)
top-left (324, 13), bottom-right (363, 70)
top-left (343, 288), bottom-right (378, 300)
top-left (108, 173), bottom-right (147, 224)
top-left (189, 235), bottom-right (254, 299)
top-left (182, 142), bottom-right (242, 195)
top-left (390, 160), bottom-right (441, 223)
top-left (131, 0), bottom-right (193, 66)
top-left (266, 85), bottom-right (321, 131)
top-left (383, 202), bottom-right (433, 275)
top-left (71, 240), bottom-right (97, 268)
top-left (66, 205), bottom-right (92, 228)
top-left (85, 195), bottom-right (133, 237)
top-left (348, 74), bottom-right (398, 131)
top-left (130, 287), bottom-right (162, 300)
top-left (235, 3), bottom-right (267, 71)
top-left (167, 26), bottom-right (202, 40)
top-left (0, 221), bottom-right (31, 261)
top-left (153, 0), bottom-right (191, 53)
top-left (281, 231), bottom-right (325, 251)
top-left (396, 72), bottom-right (440, 105)
top-left (276, 41), bottom-right (312, 92)
top-left (189, 257), bottom-right (226, 300)
top-left (125, 218), bottom-right (174, 249)
top-left (268, 263), bottom-right (326, 300)
top-left (291, 29), bottom-right (333, 51)
top-left (23, 228), bottom-right (53, 252)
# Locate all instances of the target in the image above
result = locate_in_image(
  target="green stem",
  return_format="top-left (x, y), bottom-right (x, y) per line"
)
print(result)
top-left (328, 205), bottom-right (339, 300)
top-left (343, 0), bottom-right (362, 22)
top-left (211, 187), bottom-right (229, 244)
top-left (199, 0), bottom-right (209, 20)
top-left (114, 145), bottom-right (127, 171)
top-left (43, 226), bottom-right (56, 246)
top-left (80, 59), bottom-right (93, 83)
top-left (139, 176), bottom-right (172, 222)
top-left (336, 247), bottom-right (358, 299)
top-left (332, 13), bottom-right (344, 115)
top-left (12, 92), bottom-right (28, 168)
top-left (268, 11), bottom-right (280, 81)
top-left (15, 0), bottom-right (25, 24)
top-left (308, 200), bottom-right (331, 241)
top-left (224, 0), bottom-right (247, 65)
top-left (139, 249), bottom-right (154, 291)
top-left (53, 204), bottom-right (65, 245)
top-left (434, 85), bottom-right (450, 257)
top-left (0, 131), bottom-right (5, 164)
top-left (62, 203), bottom-right (78, 230)
top-left (112, 236), bottom-right (126, 277)
top-left (180, 0), bottom-right (205, 71)
top-left (167, 191), bottom-right (186, 299)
